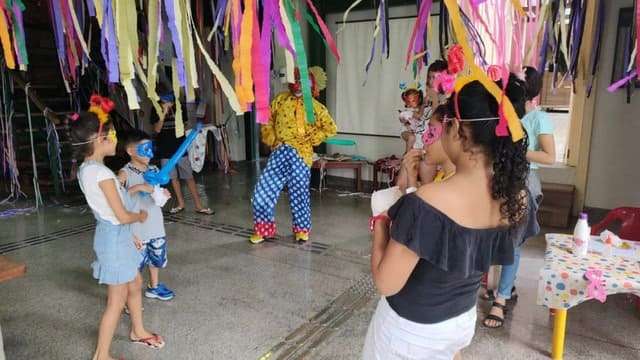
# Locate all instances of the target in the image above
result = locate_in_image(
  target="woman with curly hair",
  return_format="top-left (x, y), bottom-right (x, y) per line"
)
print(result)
top-left (363, 81), bottom-right (534, 359)
top-left (483, 68), bottom-right (554, 329)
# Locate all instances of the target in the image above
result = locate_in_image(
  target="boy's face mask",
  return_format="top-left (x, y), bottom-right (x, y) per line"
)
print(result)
top-left (136, 141), bottom-right (154, 159)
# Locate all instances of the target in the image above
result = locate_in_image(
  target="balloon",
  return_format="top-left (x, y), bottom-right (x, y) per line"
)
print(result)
top-left (144, 122), bottom-right (203, 186)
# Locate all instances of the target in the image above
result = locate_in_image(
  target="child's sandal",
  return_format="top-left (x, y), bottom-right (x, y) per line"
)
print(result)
top-left (130, 333), bottom-right (165, 349)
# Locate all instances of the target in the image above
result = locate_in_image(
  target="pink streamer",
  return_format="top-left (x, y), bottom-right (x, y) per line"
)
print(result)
top-left (405, 0), bottom-right (432, 67)
top-left (253, 0), bottom-right (273, 124)
top-left (306, 0), bottom-right (340, 62)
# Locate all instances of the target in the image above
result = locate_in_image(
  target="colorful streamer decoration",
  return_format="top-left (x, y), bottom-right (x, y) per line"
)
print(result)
top-left (443, 0), bottom-right (524, 142)
top-left (0, 0), bottom-right (28, 71)
top-left (406, 0), bottom-right (433, 75)
top-left (48, 0), bottom-right (89, 91)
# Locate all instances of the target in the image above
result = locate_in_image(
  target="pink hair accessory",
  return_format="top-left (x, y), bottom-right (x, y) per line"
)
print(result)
top-left (487, 65), bottom-right (503, 81)
top-left (70, 113), bottom-right (80, 121)
top-left (446, 44), bottom-right (465, 74)
top-left (584, 268), bottom-right (607, 303)
top-left (433, 72), bottom-right (456, 94)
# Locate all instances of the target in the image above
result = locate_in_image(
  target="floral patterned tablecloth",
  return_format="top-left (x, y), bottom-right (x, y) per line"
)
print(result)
top-left (537, 233), bottom-right (640, 309)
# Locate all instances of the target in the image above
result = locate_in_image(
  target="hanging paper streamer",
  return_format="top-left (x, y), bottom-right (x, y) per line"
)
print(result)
top-left (164, 0), bottom-right (186, 87)
top-left (100, 0), bottom-right (119, 83)
top-left (284, 0), bottom-right (315, 124)
top-left (9, 0), bottom-right (29, 71)
top-left (338, 0), bottom-right (366, 34)
top-left (443, 0), bottom-right (524, 142)
top-left (406, 0), bottom-right (433, 74)
top-left (0, 2), bottom-right (17, 70)
top-left (254, 0), bottom-right (276, 124)
top-left (48, 0), bottom-right (90, 90)
top-left (364, 2), bottom-right (383, 77)
top-left (305, 0), bottom-right (340, 62)
top-left (185, 1), bottom-right (243, 115)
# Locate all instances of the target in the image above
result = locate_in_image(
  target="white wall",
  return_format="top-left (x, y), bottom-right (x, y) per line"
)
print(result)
top-left (325, 5), bottom-right (439, 181)
top-left (585, 0), bottom-right (640, 209)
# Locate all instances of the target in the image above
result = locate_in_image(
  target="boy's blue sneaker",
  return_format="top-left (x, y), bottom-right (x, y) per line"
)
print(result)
top-left (145, 283), bottom-right (175, 301)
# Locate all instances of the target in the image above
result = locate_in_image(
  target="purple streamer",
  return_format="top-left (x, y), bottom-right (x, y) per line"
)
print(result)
top-left (213, 0), bottom-right (228, 32)
top-left (50, 0), bottom-right (67, 67)
top-left (607, 70), bottom-right (638, 92)
top-left (270, 0), bottom-right (295, 56)
top-left (86, 0), bottom-right (96, 17)
top-left (103, 0), bottom-right (119, 83)
top-left (164, 0), bottom-right (186, 86)
top-left (537, 21), bottom-right (550, 73)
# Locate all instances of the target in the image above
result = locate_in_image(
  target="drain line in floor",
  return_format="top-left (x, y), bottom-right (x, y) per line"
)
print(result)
top-left (258, 275), bottom-right (377, 360)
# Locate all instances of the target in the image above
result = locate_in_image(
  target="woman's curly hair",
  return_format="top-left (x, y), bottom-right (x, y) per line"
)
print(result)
top-left (447, 81), bottom-right (530, 226)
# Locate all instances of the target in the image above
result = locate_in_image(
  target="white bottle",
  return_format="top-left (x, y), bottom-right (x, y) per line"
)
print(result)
top-left (573, 212), bottom-right (590, 257)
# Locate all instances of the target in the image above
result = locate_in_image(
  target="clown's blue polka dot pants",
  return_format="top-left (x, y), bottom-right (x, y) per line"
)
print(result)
top-left (252, 145), bottom-right (311, 237)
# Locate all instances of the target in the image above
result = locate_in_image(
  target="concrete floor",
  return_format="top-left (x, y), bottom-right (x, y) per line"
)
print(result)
top-left (1, 163), bottom-right (639, 359)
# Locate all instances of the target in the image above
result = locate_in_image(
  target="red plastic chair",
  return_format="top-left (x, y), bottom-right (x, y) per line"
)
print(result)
top-left (590, 207), bottom-right (640, 241)
top-left (590, 207), bottom-right (640, 312)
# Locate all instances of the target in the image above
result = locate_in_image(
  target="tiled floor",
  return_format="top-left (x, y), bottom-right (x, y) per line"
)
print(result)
top-left (0, 164), bottom-right (638, 359)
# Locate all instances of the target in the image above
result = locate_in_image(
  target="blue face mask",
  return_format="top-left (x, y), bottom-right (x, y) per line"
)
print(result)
top-left (136, 141), bottom-right (154, 159)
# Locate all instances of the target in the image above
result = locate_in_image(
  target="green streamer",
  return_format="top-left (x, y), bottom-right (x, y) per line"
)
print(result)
top-left (284, 0), bottom-right (315, 124)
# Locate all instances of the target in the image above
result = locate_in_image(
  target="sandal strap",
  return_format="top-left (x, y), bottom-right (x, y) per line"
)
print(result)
top-left (483, 314), bottom-right (505, 328)
top-left (491, 301), bottom-right (507, 310)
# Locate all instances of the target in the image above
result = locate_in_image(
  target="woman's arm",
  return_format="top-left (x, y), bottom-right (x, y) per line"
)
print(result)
top-left (99, 179), bottom-right (147, 224)
top-left (526, 134), bottom-right (555, 165)
top-left (370, 220), bottom-right (419, 296)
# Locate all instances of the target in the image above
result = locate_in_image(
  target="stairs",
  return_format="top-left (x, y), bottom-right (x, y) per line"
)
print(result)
top-left (0, 3), bottom-right (77, 200)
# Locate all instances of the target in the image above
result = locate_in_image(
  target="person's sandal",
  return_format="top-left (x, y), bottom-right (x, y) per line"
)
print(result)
top-left (195, 207), bottom-right (214, 215)
top-left (170, 206), bottom-right (184, 214)
top-left (130, 333), bottom-right (165, 349)
top-left (483, 302), bottom-right (507, 329)
top-left (479, 286), bottom-right (517, 302)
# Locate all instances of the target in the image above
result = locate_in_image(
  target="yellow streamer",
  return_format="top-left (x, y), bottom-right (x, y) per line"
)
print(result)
top-left (510, 0), bottom-right (526, 17)
top-left (171, 58), bottom-right (184, 137)
top-left (178, 0), bottom-right (198, 103)
top-left (94, 0), bottom-right (104, 26)
top-left (444, 0), bottom-right (523, 142)
top-left (0, 9), bottom-right (15, 69)
top-left (237, 0), bottom-right (256, 107)
top-left (114, 0), bottom-right (140, 110)
top-left (146, 0), bottom-right (162, 117)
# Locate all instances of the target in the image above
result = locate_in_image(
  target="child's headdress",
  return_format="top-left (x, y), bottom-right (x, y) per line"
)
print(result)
top-left (88, 94), bottom-right (115, 137)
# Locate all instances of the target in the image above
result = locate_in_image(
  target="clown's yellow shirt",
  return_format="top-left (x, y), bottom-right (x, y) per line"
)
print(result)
top-left (261, 92), bottom-right (337, 166)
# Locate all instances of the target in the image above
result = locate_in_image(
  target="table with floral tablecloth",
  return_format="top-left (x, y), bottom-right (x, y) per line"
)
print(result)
top-left (537, 233), bottom-right (640, 359)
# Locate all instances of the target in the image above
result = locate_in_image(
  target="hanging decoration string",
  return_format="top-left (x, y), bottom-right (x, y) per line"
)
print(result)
top-left (24, 83), bottom-right (43, 208)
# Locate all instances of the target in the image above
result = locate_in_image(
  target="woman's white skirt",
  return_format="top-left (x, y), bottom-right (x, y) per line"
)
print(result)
top-left (362, 297), bottom-right (476, 360)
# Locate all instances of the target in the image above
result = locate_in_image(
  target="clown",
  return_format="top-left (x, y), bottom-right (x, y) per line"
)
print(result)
top-left (250, 67), bottom-right (337, 244)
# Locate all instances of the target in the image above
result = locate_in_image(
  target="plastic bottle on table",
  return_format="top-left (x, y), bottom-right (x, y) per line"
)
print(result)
top-left (573, 212), bottom-right (590, 257)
